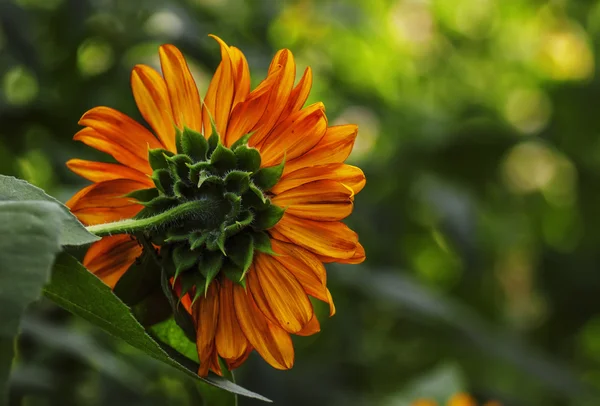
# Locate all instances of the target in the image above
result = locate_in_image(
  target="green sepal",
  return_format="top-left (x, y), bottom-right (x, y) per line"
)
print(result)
top-left (252, 157), bottom-right (285, 191)
top-left (172, 245), bottom-right (199, 282)
top-left (247, 183), bottom-right (267, 206)
top-left (204, 230), bottom-right (226, 254)
top-left (175, 127), bottom-right (184, 154)
top-left (149, 148), bottom-right (175, 171)
top-left (225, 170), bottom-right (251, 194)
top-left (222, 261), bottom-right (246, 288)
top-left (173, 180), bottom-right (194, 199)
top-left (198, 174), bottom-right (224, 189)
top-left (189, 232), bottom-right (209, 251)
top-left (253, 204), bottom-right (285, 231)
top-left (227, 233), bottom-right (253, 274)
top-left (164, 229), bottom-right (192, 244)
top-left (151, 169), bottom-right (174, 196)
top-left (166, 154), bottom-right (193, 184)
top-left (178, 272), bottom-right (205, 303)
top-left (198, 251), bottom-right (224, 294)
top-left (230, 132), bottom-right (253, 150)
top-left (181, 127), bottom-right (208, 162)
top-left (210, 144), bottom-right (237, 174)
top-left (141, 195), bottom-right (179, 212)
top-left (207, 130), bottom-right (220, 156)
top-left (252, 231), bottom-right (277, 255)
top-left (126, 187), bottom-right (159, 203)
top-left (224, 192), bottom-right (242, 219)
top-left (234, 145), bottom-right (261, 172)
top-left (187, 161), bottom-right (215, 185)
top-left (224, 210), bottom-right (254, 238)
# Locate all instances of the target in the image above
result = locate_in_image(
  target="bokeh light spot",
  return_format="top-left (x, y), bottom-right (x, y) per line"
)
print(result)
top-left (77, 38), bottom-right (115, 77)
top-left (2, 65), bottom-right (39, 106)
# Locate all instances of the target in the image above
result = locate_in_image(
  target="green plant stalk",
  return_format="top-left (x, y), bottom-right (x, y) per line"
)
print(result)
top-left (86, 200), bottom-right (214, 237)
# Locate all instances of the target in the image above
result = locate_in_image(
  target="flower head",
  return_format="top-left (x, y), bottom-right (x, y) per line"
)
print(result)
top-left (67, 35), bottom-right (365, 376)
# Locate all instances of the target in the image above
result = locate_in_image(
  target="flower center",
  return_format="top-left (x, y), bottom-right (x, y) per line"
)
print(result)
top-left (130, 127), bottom-right (284, 300)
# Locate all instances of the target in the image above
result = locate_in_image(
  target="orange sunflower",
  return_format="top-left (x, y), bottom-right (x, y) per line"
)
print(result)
top-left (67, 35), bottom-right (365, 376)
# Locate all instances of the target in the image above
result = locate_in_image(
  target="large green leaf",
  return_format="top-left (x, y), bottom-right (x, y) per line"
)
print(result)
top-left (0, 201), bottom-right (67, 402)
top-left (0, 175), bottom-right (99, 246)
top-left (44, 253), bottom-right (271, 402)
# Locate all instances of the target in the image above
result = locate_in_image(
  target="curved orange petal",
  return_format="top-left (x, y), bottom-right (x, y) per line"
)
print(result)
top-left (256, 103), bottom-right (327, 167)
top-left (73, 128), bottom-right (149, 175)
top-left (283, 124), bottom-right (358, 175)
top-left (272, 213), bottom-right (358, 259)
top-left (230, 46), bottom-right (251, 108)
top-left (84, 235), bottom-right (142, 288)
top-left (248, 49), bottom-right (296, 147)
top-left (194, 282), bottom-right (220, 377)
top-left (233, 283), bottom-right (294, 370)
top-left (159, 44), bottom-right (203, 133)
top-left (67, 179), bottom-right (147, 225)
top-left (78, 108), bottom-right (162, 174)
top-left (252, 254), bottom-right (313, 333)
top-left (275, 66), bottom-right (312, 127)
top-left (271, 240), bottom-right (334, 316)
top-left (272, 163), bottom-right (365, 195)
top-left (296, 314), bottom-right (320, 337)
top-left (272, 180), bottom-right (354, 221)
top-left (226, 345), bottom-right (253, 370)
top-left (216, 278), bottom-right (249, 362)
top-left (317, 242), bottom-right (366, 264)
top-left (66, 159), bottom-right (152, 185)
top-left (224, 65), bottom-right (283, 147)
top-left (131, 64), bottom-right (177, 152)
top-left (203, 36), bottom-right (235, 138)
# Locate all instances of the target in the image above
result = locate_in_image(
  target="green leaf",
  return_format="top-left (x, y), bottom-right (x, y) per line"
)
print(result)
top-left (0, 201), bottom-right (66, 401)
top-left (252, 158), bottom-right (285, 191)
top-left (44, 254), bottom-right (271, 402)
top-left (234, 145), bottom-right (261, 172)
top-left (253, 204), bottom-right (285, 231)
top-left (113, 247), bottom-right (162, 306)
top-left (150, 317), bottom-right (199, 363)
top-left (0, 175), bottom-right (99, 246)
top-left (148, 149), bottom-right (175, 171)
top-left (181, 127), bottom-right (209, 162)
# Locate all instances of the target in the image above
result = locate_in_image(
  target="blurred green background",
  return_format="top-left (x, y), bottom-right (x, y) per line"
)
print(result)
top-left (2, 0), bottom-right (600, 405)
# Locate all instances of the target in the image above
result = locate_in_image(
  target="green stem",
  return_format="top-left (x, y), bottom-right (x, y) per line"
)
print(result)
top-left (231, 370), bottom-right (238, 406)
top-left (85, 200), bottom-right (213, 237)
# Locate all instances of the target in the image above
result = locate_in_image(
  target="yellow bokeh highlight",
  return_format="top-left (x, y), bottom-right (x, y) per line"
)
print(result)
top-left (2, 66), bottom-right (38, 106)
top-left (77, 38), bottom-right (115, 77)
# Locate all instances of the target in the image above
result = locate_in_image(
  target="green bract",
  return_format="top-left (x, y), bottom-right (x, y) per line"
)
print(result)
top-left (132, 127), bottom-right (284, 300)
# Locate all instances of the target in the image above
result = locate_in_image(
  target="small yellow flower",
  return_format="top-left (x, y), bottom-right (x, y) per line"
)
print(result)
top-left (67, 35), bottom-right (365, 376)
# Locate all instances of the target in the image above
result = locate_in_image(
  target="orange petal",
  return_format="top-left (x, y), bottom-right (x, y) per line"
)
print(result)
top-left (272, 180), bottom-right (354, 221)
top-left (272, 163), bottom-right (365, 195)
top-left (216, 278), bottom-right (249, 362)
top-left (194, 282), bottom-right (220, 377)
top-left (84, 235), bottom-right (142, 288)
top-left (226, 345), bottom-right (253, 370)
top-left (203, 36), bottom-right (235, 138)
top-left (131, 64), bottom-right (177, 152)
top-left (283, 124), bottom-right (358, 175)
top-left (159, 44), bottom-right (203, 133)
top-left (317, 242), bottom-right (366, 265)
top-left (224, 65), bottom-right (282, 147)
top-left (256, 103), bottom-right (327, 167)
top-left (247, 49), bottom-right (296, 147)
top-left (66, 159), bottom-right (152, 186)
top-left (251, 254), bottom-right (313, 333)
top-left (78, 107), bottom-right (161, 173)
top-left (275, 67), bottom-right (312, 127)
top-left (209, 348), bottom-right (223, 376)
top-left (230, 46), bottom-right (251, 107)
top-left (272, 213), bottom-right (358, 259)
top-left (233, 283), bottom-right (294, 370)
top-left (271, 240), bottom-right (334, 316)
top-left (296, 314), bottom-right (320, 337)
top-left (67, 179), bottom-right (146, 225)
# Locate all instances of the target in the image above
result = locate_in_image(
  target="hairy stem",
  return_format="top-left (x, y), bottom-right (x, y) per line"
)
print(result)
top-left (85, 200), bottom-right (214, 237)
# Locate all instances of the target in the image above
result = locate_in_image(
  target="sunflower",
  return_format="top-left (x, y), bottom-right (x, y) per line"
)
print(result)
top-left (67, 35), bottom-right (365, 376)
